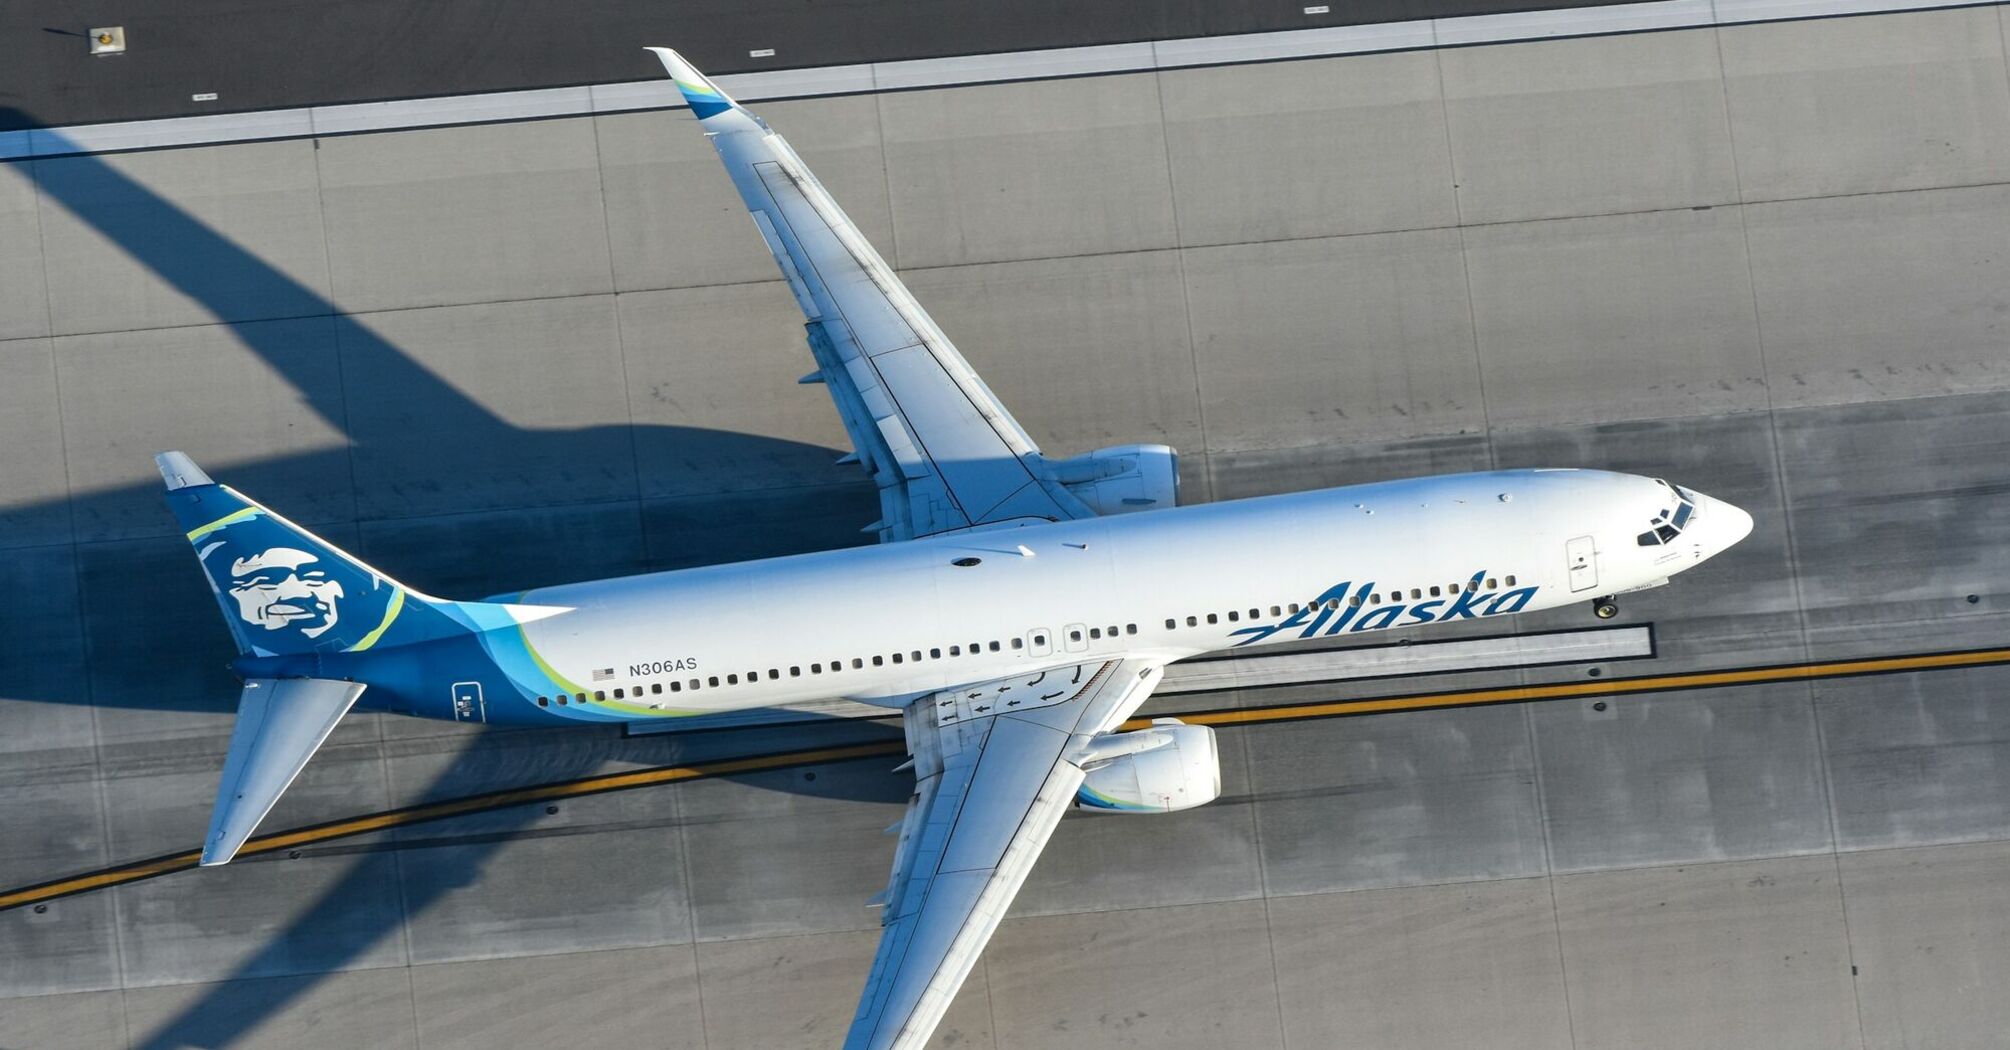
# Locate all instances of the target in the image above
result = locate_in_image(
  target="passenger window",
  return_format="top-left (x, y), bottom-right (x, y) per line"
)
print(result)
top-left (892, 653), bottom-right (903, 664)
top-left (1349, 595), bottom-right (1362, 607)
top-left (1370, 593), bottom-right (1381, 605)
top-left (990, 640), bottom-right (1002, 651)
top-left (594, 690), bottom-right (606, 701)
top-left (873, 655), bottom-right (885, 666)
top-left (690, 679), bottom-right (701, 690)
top-left (1224, 613), bottom-right (1237, 623)
top-left (1269, 606), bottom-right (1281, 617)
top-left (1429, 586), bottom-right (1441, 598)
top-left (949, 645), bottom-right (961, 656)
top-left (613, 688), bottom-right (625, 699)
top-left (1505, 575), bottom-right (1518, 586)
top-left (1409, 588), bottom-right (1421, 600)
top-left (1248, 609), bottom-right (1259, 619)
top-left (557, 695), bottom-right (569, 705)
top-left (536, 696), bottom-right (548, 707)
top-left (929, 648), bottom-right (941, 659)
top-left (1325, 599), bottom-right (1340, 611)
top-left (852, 658), bottom-right (864, 669)
top-left (1486, 578), bottom-right (1498, 590)
top-left (1090, 627), bottom-right (1103, 638)
top-left (1165, 618), bottom-right (1177, 630)
top-left (1186, 616), bottom-right (1198, 627)
top-left (1070, 629), bottom-right (1084, 641)
top-left (1125, 624), bottom-right (1137, 635)
top-left (670, 681), bottom-right (682, 692)
top-left (1011, 638), bottom-right (1023, 650)
top-left (1206, 614), bottom-right (1218, 625)
top-left (911, 651), bottom-right (922, 662)
top-left (726, 675), bottom-right (737, 686)
top-left (811, 663), bottom-right (822, 674)
top-left (651, 683), bottom-right (662, 695)
top-left (1107, 625), bottom-right (1119, 636)
top-left (788, 666), bottom-right (800, 676)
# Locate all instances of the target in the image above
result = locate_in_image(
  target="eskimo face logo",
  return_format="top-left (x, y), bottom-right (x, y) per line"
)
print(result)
top-left (225, 547), bottom-right (345, 638)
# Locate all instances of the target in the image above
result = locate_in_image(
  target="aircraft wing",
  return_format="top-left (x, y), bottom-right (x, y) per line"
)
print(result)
top-left (848, 656), bottom-right (1169, 1050)
top-left (648, 48), bottom-right (1095, 542)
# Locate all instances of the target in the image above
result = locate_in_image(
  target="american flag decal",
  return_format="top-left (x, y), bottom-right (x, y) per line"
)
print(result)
top-left (591, 668), bottom-right (614, 682)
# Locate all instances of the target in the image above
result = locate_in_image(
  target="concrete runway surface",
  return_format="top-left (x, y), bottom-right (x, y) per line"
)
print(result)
top-left (3, 8), bottom-right (2010, 1048)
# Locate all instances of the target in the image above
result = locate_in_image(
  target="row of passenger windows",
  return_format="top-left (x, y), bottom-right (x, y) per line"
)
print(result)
top-left (1160, 576), bottom-right (1517, 629)
top-left (532, 577), bottom-right (1519, 709)
top-left (535, 635), bottom-right (1032, 707)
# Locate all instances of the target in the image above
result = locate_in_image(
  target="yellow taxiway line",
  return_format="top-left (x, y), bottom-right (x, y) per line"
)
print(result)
top-left (5, 645), bottom-right (2007, 913)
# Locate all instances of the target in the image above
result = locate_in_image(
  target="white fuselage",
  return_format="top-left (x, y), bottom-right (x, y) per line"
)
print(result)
top-left (510, 468), bottom-right (1749, 720)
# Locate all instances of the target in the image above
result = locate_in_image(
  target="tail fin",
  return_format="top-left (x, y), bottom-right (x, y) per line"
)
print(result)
top-left (158, 451), bottom-right (460, 657)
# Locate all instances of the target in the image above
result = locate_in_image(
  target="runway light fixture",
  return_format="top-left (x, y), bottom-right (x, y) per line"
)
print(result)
top-left (89, 26), bottom-right (126, 56)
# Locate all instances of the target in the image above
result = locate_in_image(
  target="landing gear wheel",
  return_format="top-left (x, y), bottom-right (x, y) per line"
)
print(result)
top-left (1592, 597), bottom-right (1619, 620)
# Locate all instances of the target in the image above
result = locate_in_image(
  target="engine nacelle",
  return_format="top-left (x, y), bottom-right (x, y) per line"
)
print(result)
top-left (1048, 443), bottom-right (1179, 516)
top-left (1075, 719), bottom-right (1220, 814)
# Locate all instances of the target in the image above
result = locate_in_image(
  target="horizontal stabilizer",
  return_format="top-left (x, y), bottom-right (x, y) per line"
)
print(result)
top-left (202, 677), bottom-right (365, 866)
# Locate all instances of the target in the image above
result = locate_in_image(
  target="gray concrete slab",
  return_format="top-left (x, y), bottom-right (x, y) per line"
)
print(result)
top-left (339, 297), bottom-right (637, 519)
top-left (316, 119), bottom-right (613, 314)
top-left (983, 899), bottom-right (1284, 1050)
top-left (1440, 28), bottom-right (1739, 224)
top-left (879, 73), bottom-right (1177, 269)
top-left (642, 484), bottom-right (877, 572)
top-left (678, 762), bottom-right (902, 941)
top-left (1246, 700), bottom-right (1547, 895)
top-left (0, 873), bottom-right (122, 998)
top-left (74, 535), bottom-right (299, 740)
top-left (1269, 877), bottom-right (1572, 1050)
top-left (597, 95), bottom-right (897, 291)
top-left (0, 339), bottom-right (72, 548)
top-left (617, 281), bottom-right (859, 498)
top-left (52, 317), bottom-right (354, 543)
top-left (1157, 52), bottom-right (1458, 246)
top-left (1745, 185), bottom-right (2010, 410)
top-left (1463, 205), bottom-right (1767, 431)
top-left (112, 851), bottom-right (410, 986)
top-left (1208, 432), bottom-right (1494, 501)
top-left (1841, 839), bottom-right (2010, 1050)
top-left (411, 945), bottom-right (706, 1050)
top-left (1552, 855), bottom-right (1861, 1050)
top-left (0, 545), bottom-right (94, 760)
top-left (1816, 666), bottom-right (2010, 853)
top-left (31, 140), bottom-right (333, 337)
top-left (696, 930), bottom-right (993, 1050)
top-left (0, 767), bottom-right (111, 889)
top-left (0, 165), bottom-right (50, 342)
top-left (0, 989), bottom-right (127, 1050)
top-left (904, 250), bottom-right (1206, 455)
top-left (359, 501), bottom-right (649, 598)
top-left (1719, 8), bottom-right (2010, 203)
top-left (121, 966), bottom-right (418, 1050)
top-left (1772, 390), bottom-right (2010, 633)
top-left (1530, 682), bottom-right (1832, 872)
top-left (1018, 735), bottom-right (1261, 916)
top-left (1182, 230), bottom-right (1484, 453)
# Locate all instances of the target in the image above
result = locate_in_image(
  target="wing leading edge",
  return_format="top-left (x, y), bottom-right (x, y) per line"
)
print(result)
top-left (848, 657), bottom-right (1169, 1049)
top-left (647, 49), bottom-right (1094, 541)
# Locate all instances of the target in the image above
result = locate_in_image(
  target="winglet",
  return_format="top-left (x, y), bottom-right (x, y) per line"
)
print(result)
top-left (156, 450), bottom-right (213, 491)
top-left (645, 48), bottom-right (737, 120)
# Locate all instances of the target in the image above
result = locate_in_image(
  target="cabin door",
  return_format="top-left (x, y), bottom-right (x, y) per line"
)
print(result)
top-left (1566, 535), bottom-right (1599, 593)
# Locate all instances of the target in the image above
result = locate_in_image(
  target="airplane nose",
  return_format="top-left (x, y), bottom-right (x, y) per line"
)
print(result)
top-left (1699, 492), bottom-right (1754, 551)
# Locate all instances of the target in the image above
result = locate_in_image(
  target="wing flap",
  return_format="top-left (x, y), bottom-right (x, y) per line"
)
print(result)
top-left (649, 48), bottom-right (1093, 541)
top-left (845, 657), bottom-right (1167, 1050)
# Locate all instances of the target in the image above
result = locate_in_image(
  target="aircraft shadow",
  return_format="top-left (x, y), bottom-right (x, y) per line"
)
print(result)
top-left (0, 110), bottom-right (910, 1046)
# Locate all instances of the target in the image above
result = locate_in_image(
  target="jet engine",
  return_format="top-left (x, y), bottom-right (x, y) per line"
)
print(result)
top-left (1048, 443), bottom-right (1179, 516)
top-left (1074, 719), bottom-right (1220, 813)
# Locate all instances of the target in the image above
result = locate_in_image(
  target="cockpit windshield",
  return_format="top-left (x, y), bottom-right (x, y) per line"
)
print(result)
top-left (1637, 480), bottom-right (1699, 546)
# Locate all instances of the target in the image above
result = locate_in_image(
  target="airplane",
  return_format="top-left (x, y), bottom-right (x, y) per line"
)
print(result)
top-left (155, 48), bottom-right (1754, 1049)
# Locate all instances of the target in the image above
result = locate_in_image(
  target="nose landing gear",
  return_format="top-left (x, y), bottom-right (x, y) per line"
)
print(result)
top-left (1592, 596), bottom-right (1619, 620)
